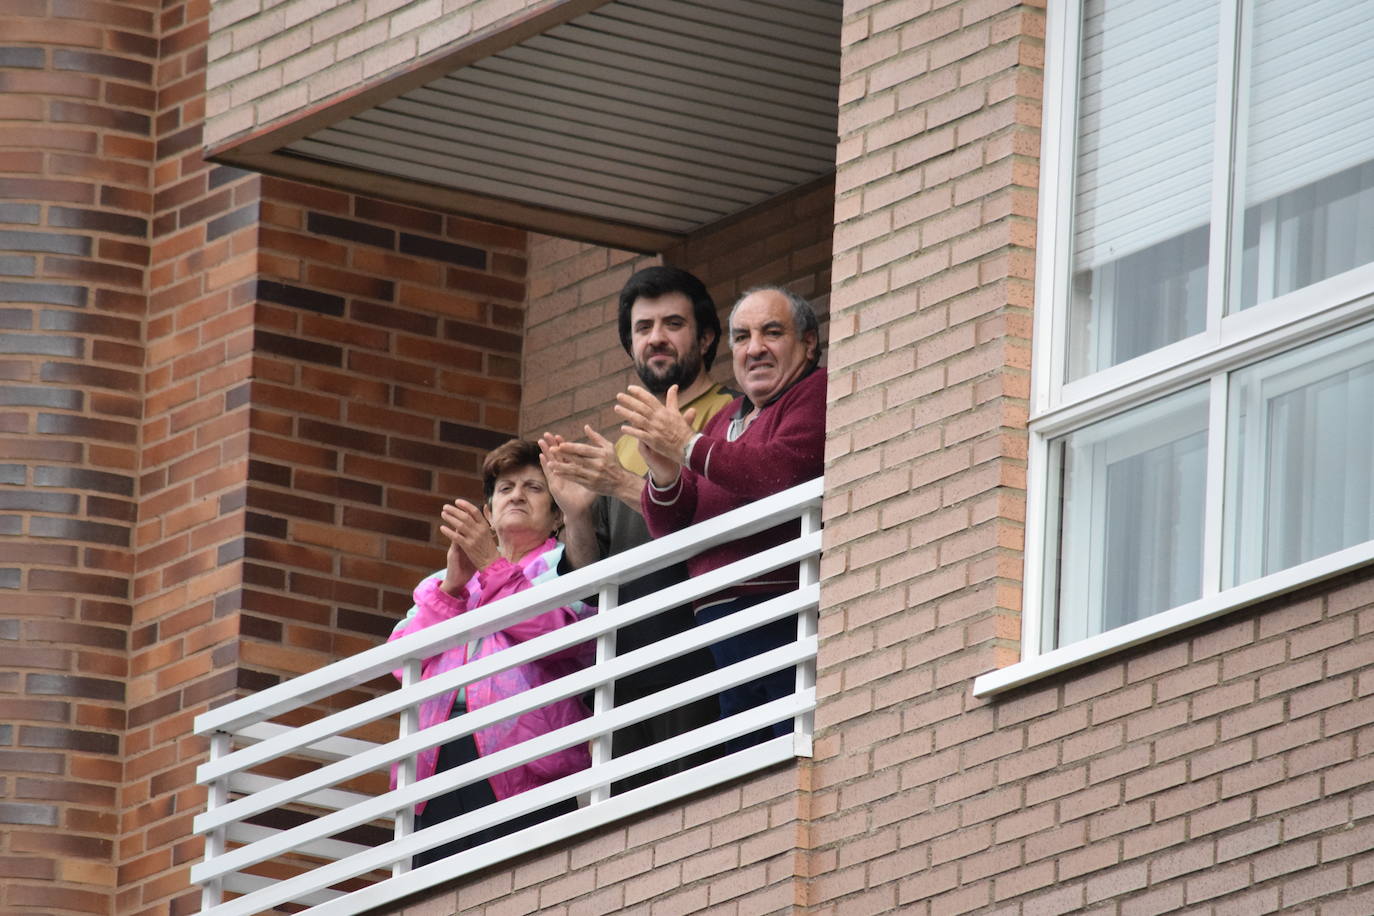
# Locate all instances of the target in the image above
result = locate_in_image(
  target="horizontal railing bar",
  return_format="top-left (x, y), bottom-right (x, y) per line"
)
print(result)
top-left (199, 699), bottom-right (809, 916)
top-left (193, 639), bottom-right (814, 884)
top-left (194, 479), bottom-right (822, 735)
top-left (351, 694), bottom-right (810, 874)
top-left (197, 533), bottom-right (818, 785)
top-left (228, 773), bottom-right (378, 816)
top-left (233, 724), bottom-right (381, 763)
top-left (221, 872), bottom-right (343, 909)
top-left (196, 585), bottom-right (815, 837)
top-left (227, 822), bottom-right (374, 863)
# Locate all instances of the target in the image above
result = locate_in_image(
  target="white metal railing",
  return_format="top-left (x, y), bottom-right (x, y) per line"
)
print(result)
top-left (193, 478), bottom-right (823, 915)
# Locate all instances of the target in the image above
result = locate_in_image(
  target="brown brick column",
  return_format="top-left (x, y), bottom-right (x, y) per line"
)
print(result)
top-left (0, 2), bottom-right (538, 913)
top-left (120, 0), bottom-right (256, 898)
top-left (125, 173), bottom-right (533, 914)
top-left (0, 3), bottom-right (157, 912)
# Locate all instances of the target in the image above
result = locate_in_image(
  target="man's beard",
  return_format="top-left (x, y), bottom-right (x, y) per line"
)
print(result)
top-left (636, 348), bottom-right (703, 396)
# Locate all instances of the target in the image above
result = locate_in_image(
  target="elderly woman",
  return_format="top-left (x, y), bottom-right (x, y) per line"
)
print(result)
top-left (390, 439), bottom-right (593, 867)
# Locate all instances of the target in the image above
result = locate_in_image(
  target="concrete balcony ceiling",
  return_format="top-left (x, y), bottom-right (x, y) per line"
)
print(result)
top-left (218, 0), bottom-right (842, 252)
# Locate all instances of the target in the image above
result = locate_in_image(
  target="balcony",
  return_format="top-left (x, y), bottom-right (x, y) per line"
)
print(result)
top-left (193, 479), bottom-right (823, 915)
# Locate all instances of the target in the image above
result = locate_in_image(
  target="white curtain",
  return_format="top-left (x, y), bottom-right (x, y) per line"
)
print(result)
top-left (1073, 0), bottom-right (1218, 270)
top-left (1074, 0), bottom-right (1374, 272)
top-left (1226, 323), bottom-right (1374, 584)
top-left (1055, 386), bottom-right (1209, 645)
top-left (1244, 0), bottom-right (1374, 208)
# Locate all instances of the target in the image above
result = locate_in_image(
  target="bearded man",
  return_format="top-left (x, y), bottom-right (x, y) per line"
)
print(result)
top-left (540, 265), bottom-right (735, 793)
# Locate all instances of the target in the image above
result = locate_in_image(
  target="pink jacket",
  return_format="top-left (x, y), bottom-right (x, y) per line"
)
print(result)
top-left (389, 539), bottom-right (594, 809)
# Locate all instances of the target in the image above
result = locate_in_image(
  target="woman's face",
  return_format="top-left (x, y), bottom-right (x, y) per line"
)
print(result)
top-left (484, 464), bottom-right (559, 547)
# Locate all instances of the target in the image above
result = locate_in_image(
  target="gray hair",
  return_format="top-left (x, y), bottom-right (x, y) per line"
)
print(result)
top-left (728, 285), bottom-right (821, 360)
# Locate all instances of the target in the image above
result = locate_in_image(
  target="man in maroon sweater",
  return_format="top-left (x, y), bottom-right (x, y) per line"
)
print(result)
top-left (616, 285), bottom-right (826, 751)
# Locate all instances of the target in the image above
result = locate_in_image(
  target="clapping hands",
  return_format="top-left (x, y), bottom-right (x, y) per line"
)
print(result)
top-left (614, 385), bottom-right (697, 486)
top-left (438, 499), bottom-right (499, 594)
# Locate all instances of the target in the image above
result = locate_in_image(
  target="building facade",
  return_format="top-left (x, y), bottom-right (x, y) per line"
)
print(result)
top-left (0, 0), bottom-right (1370, 914)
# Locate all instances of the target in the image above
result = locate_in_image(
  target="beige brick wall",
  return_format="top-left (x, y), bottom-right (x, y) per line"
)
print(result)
top-left (376, 767), bottom-right (808, 915)
top-left (809, 2), bottom-right (1374, 915)
top-left (820, 0), bottom-right (1039, 786)
top-left (519, 234), bottom-right (653, 440)
top-left (205, 0), bottom-right (585, 148)
top-left (804, 578), bottom-right (1374, 914)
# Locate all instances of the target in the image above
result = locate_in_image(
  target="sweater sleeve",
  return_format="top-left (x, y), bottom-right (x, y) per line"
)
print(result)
top-left (639, 402), bottom-right (736, 537)
top-left (685, 368), bottom-right (826, 501)
top-left (640, 461), bottom-right (699, 537)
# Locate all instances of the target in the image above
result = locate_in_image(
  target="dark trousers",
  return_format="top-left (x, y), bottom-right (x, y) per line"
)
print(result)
top-left (412, 732), bottom-right (576, 868)
top-left (695, 593), bottom-right (797, 754)
top-left (609, 681), bottom-right (720, 795)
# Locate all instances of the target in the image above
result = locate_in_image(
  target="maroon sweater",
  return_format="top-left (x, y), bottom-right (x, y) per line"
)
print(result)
top-left (642, 367), bottom-right (826, 609)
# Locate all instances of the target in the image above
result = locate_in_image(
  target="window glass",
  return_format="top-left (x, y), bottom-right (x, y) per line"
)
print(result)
top-left (1235, 0), bottom-right (1374, 311)
top-left (1224, 322), bottom-right (1374, 585)
top-left (1068, 0), bottom-right (1218, 379)
top-left (1035, 0), bottom-right (1374, 660)
top-left (1048, 385), bottom-right (1209, 649)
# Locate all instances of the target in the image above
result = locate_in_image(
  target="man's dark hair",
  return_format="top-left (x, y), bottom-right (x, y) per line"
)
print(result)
top-left (617, 266), bottom-right (722, 370)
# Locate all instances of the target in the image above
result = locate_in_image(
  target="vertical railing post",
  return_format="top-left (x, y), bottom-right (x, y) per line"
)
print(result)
top-left (200, 731), bottom-right (230, 913)
top-left (392, 658), bottom-right (421, 876)
top-left (589, 582), bottom-right (618, 804)
top-left (795, 499), bottom-right (821, 756)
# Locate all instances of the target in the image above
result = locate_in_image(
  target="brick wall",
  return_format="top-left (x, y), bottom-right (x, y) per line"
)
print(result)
top-left (810, 0), bottom-right (1039, 907)
top-left (812, 2), bottom-right (1373, 915)
top-left (0, 2), bottom-right (157, 912)
top-left (235, 178), bottom-right (528, 691)
top-left (2, 3), bottom-right (537, 913)
top-left (123, 172), bottom-right (532, 914)
top-left (946, 580), bottom-right (1372, 915)
top-left (121, 0), bottom-right (256, 905)
top-left (519, 235), bottom-right (653, 439)
top-left (381, 766), bottom-right (808, 916)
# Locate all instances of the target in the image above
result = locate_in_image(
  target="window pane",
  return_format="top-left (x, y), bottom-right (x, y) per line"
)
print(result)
top-left (1224, 322), bottom-right (1374, 585)
top-left (1048, 386), bottom-right (1209, 649)
top-left (1235, 0), bottom-right (1374, 311)
top-left (1068, 0), bottom-right (1218, 379)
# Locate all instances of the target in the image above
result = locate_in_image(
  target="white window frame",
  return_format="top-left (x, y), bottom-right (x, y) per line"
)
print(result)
top-left (1223, 324), bottom-right (1374, 586)
top-left (1048, 384), bottom-right (1210, 648)
top-left (974, 0), bottom-right (1374, 697)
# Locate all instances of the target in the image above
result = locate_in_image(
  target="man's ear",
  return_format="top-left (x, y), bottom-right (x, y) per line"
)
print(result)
top-left (699, 328), bottom-right (717, 357)
top-left (804, 330), bottom-right (819, 363)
